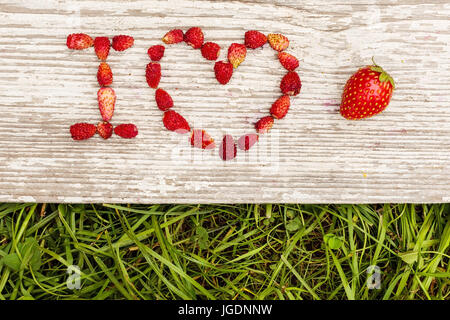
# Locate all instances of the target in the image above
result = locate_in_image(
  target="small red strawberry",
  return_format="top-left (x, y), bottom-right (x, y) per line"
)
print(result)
top-left (184, 27), bottom-right (204, 49)
top-left (94, 37), bottom-right (110, 60)
top-left (201, 42), bottom-right (220, 61)
top-left (245, 30), bottom-right (267, 49)
top-left (146, 62), bottom-right (161, 89)
top-left (70, 123), bottom-right (96, 140)
top-left (255, 116), bottom-right (274, 134)
top-left (112, 35), bottom-right (134, 51)
top-left (97, 121), bottom-right (113, 139)
top-left (270, 95), bottom-right (290, 119)
top-left (278, 52), bottom-right (299, 71)
top-left (267, 33), bottom-right (289, 52)
top-left (114, 124), bottom-right (138, 139)
top-left (148, 45), bottom-right (165, 61)
top-left (162, 29), bottom-right (184, 44)
top-left (214, 61), bottom-right (233, 85)
top-left (163, 110), bottom-right (190, 134)
top-left (228, 43), bottom-right (247, 68)
top-left (97, 87), bottom-right (116, 122)
top-left (237, 134), bottom-right (259, 151)
top-left (66, 33), bottom-right (93, 50)
top-left (97, 62), bottom-right (113, 86)
top-left (340, 63), bottom-right (395, 120)
top-left (219, 135), bottom-right (237, 161)
top-left (190, 129), bottom-right (215, 149)
top-left (155, 88), bottom-right (173, 111)
top-left (280, 71), bottom-right (301, 96)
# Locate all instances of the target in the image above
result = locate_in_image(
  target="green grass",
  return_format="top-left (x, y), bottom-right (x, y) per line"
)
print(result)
top-left (0, 203), bottom-right (448, 300)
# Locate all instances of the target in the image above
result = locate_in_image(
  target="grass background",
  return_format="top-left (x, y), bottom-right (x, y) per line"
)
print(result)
top-left (0, 203), bottom-right (448, 300)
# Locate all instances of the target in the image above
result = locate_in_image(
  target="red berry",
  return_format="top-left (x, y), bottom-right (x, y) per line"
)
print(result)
top-left (146, 62), bottom-right (161, 89)
top-left (70, 123), bottom-right (96, 140)
top-left (190, 129), bottom-right (215, 149)
top-left (114, 124), bottom-right (138, 139)
top-left (66, 33), bottom-right (93, 50)
top-left (97, 87), bottom-right (116, 122)
top-left (267, 33), bottom-right (289, 52)
top-left (227, 43), bottom-right (247, 68)
top-left (219, 135), bottom-right (237, 161)
top-left (201, 42), bottom-right (221, 61)
top-left (163, 110), bottom-right (190, 134)
top-left (270, 95), bottom-right (290, 119)
top-left (97, 62), bottom-right (113, 87)
top-left (162, 29), bottom-right (184, 44)
top-left (245, 30), bottom-right (267, 49)
top-left (214, 61), bottom-right (233, 85)
top-left (278, 52), bottom-right (299, 71)
top-left (255, 116), bottom-right (274, 134)
top-left (237, 134), bottom-right (259, 151)
top-left (340, 64), bottom-right (395, 120)
top-left (97, 121), bottom-right (113, 139)
top-left (94, 37), bottom-right (110, 60)
top-left (112, 35), bottom-right (134, 51)
top-left (148, 45), bottom-right (165, 61)
top-left (280, 71), bottom-right (301, 96)
top-left (155, 88), bottom-right (173, 111)
top-left (184, 27), bottom-right (204, 49)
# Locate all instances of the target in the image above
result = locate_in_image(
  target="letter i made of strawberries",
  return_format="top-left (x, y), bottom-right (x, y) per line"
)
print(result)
top-left (67, 33), bottom-right (138, 140)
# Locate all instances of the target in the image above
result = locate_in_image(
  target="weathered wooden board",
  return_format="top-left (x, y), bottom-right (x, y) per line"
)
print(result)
top-left (0, 0), bottom-right (449, 203)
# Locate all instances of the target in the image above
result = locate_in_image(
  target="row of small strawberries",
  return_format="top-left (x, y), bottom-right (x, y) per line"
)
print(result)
top-left (67, 33), bottom-right (138, 140)
top-left (145, 27), bottom-right (301, 160)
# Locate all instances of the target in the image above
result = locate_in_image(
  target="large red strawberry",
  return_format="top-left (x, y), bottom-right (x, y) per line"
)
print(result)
top-left (146, 62), bottom-right (161, 89)
top-left (112, 35), bottom-right (134, 51)
top-left (66, 33), bottom-right (93, 50)
top-left (163, 110), bottom-right (190, 133)
top-left (97, 87), bottom-right (116, 122)
top-left (214, 61), bottom-right (233, 85)
top-left (94, 37), bottom-right (110, 60)
top-left (340, 63), bottom-right (395, 120)
top-left (70, 123), bottom-right (96, 140)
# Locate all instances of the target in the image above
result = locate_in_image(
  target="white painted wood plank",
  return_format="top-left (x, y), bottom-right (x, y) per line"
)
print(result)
top-left (0, 0), bottom-right (449, 203)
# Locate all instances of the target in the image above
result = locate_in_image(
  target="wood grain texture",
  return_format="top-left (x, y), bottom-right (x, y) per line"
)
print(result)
top-left (0, 0), bottom-right (449, 203)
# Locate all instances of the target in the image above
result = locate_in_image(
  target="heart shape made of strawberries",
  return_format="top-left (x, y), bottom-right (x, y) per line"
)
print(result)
top-left (145, 28), bottom-right (302, 161)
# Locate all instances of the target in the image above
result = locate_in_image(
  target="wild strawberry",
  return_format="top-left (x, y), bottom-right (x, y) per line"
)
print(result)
top-left (94, 37), bottom-right (110, 60)
top-left (201, 42), bottom-right (220, 61)
top-left (255, 116), bottom-right (274, 134)
top-left (146, 62), bottom-right (161, 89)
top-left (340, 63), bottom-right (395, 120)
top-left (280, 71), bottom-right (301, 96)
top-left (114, 124), bottom-right (138, 139)
top-left (214, 61), bottom-right (233, 85)
top-left (97, 121), bottom-right (113, 139)
top-left (245, 30), bottom-right (267, 49)
top-left (112, 35), bottom-right (134, 51)
top-left (162, 29), bottom-right (184, 44)
top-left (270, 95), bottom-right (290, 119)
top-left (190, 129), bottom-right (215, 149)
top-left (267, 33), bottom-right (289, 52)
top-left (97, 62), bottom-right (113, 86)
top-left (155, 88), bottom-right (173, 111)
top-left (97, 87), bottom-right (116, 122)
top-left (219, 135), bottom-right (237, 161)
top-left (163, 110), bottom-right (190, 134)
top-left (148, 45), bottom-right (165, 61)
top-left (184, 27), bottom-right (204, 49)
top-left (70, 123), bottom-right (96, 140)
top-left (227, 43), bottom-right (247, 68)
top-left (278, 52), bottom-right (299, 71)
top-left (66, 33), bottom-right (93, 50)
top-left (237, 134), bottom-right (259, 151)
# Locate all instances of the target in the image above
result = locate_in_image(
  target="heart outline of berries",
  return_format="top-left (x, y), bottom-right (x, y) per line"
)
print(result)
top-left (145, 28), bottom-right (302, 161)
